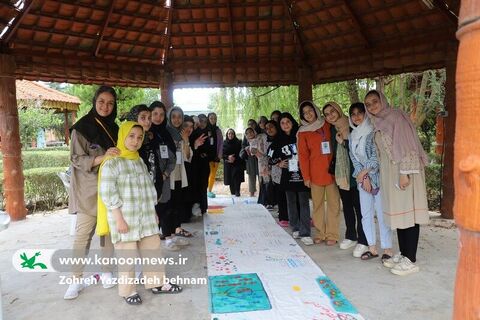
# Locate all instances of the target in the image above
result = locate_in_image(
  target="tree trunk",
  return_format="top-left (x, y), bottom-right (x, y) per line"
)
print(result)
top-left (454, 0), bottom-right (480, 317)
top-left (0, 54), bottom-right (27, 220)
top-left (346, 80), bottom-right (360, 104)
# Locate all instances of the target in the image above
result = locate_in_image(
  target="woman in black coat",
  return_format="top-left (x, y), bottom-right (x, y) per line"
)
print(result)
top-left (223, 129), bottom-right (244, 196)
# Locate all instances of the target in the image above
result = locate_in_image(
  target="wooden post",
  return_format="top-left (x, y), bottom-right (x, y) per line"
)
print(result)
top-left (160, 72), bottom-right (174, 110)
top-left (64, 110), bottom-right (70, 145)
top-left (454, 0), bottom-right (480, 317)
top-left (0, 54), bottom-right (27, 221)
top-left (72, 111), bottom-right (77, 123)
top-left (298, 66), bottom-right (313, 105)
top-left (441, 50), bottom-right (457, 219)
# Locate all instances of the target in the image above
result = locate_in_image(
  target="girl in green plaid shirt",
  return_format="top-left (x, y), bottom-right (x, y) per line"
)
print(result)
top-left (98, 121), bottom-right (182, 305)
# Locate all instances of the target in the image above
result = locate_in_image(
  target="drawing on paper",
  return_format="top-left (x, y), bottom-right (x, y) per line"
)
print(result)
top-left (209, 273), bottom-right (272, 314)
top-left (316, 276), bottom-right (358, 315)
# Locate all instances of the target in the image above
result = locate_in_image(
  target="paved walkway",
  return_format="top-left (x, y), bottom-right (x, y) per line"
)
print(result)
top-left (0, 193), bottom-right (456, 320)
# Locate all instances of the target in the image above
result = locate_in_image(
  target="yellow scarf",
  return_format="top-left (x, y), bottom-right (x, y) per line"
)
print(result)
top-left (96, 121), bottom-right (143, 236)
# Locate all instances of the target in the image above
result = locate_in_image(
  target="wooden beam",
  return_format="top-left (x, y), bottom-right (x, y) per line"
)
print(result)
top-left (173, 14), bottom-right (286, 24)
top-left (2, 0), bottom-right (34, 45)
top-left (174, 0), bottom-right (285, 9)
top-left (162, 0), bottom-right (173, 65)
top-left (431, 0), bottom-right (459, 26)
top-left (94, 0), bottom-right (116, 57)
top-left (453, 1), bottom-right (480, 317)
top-left (0, 54), bottom-right (27, 221)
top-left (12, 39), bottom-right (161, 61)
top-left (64, 110), bottom-right (70, 145)
top-left (341, 0), bottom-right (371, 47)
top-left (283, 0), bottom-right (307, 62)
top-left (226, 0), bottom-right (236, 62)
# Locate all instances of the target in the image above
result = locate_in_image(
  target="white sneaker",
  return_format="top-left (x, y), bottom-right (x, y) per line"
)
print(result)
top-left (292, 231), bottom-right (300, 239)
top-left (301, 237), bottom-right (314, 246)
top-left (390, 257), bottom-right (419, 276)
top-left (339, 239), bottom-right (358, 250)
top-left (164, 240), bottom-right (180, 251)
top-left (64, 282), bottom-right (84, 300)
top-left (353, 244), bottom-right (368, 258)
top-left (172, 236), bottom-right (189, 246)
top-left (100, 272), bottom-right (116, 289)
top-left (192, 203), bottom-right (202, 217)
top-left (383, 253), bottom-right (404, 268)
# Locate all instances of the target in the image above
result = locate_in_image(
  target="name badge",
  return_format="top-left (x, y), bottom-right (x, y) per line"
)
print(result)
top-left (160, 145), bottom-right (169, 159)
top-left (176, 151), bottom-right (183, 164)
top-left (210, 137), bottom-right (214, 145)
top-left (321, 141), bottom-right (331, 154)
top-left (288, 159), bottom-right (299, 172)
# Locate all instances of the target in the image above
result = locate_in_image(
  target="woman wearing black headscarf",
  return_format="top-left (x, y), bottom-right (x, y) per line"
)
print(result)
top-left (65, 86), bottom-right (119, 300)
top-left (149, 101), bottom-right (177, 245)
top-left (223, 129), bottom-right (244, 196)
top-left (188, 114), bottom-right (211, 216)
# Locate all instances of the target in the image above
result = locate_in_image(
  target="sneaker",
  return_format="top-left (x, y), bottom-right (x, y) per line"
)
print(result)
top-left (301, 237), bottom-right (314, 246)
top-left (207, 192), bottom-right (216, 198)
top-left (64, 282), bottom-right (84, 300)
top-left (353, 244), bottom-right (368, 258)
top-left (172, 236), bottom-right (189, 246)
top-left (383, 253), bottom-right (404, 268)
top-left (192, 203), bottom-right (202, 217)
top-left (390, 257), bottom-right (419, 276)
top-left (164, 240), bottom-right (180, 251)
top-left (292, 231), bottom-right (301, 239)
top-left (339, 239), bottom-right (358, 250)
top-left (101, 272), bottom-right (116, 289)
top-left (278, 220), bottom-right (289, 228)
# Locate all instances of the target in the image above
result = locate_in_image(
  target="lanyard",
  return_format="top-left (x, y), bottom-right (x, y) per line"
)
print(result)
top-left (95, 118), bottom-right (116, 146)
top-left (317, 127), bottom-right (326, 141)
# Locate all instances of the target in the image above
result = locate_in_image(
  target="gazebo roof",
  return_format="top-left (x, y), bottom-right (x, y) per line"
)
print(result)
top-left (0, 0), bottom-right (459, 88)
top-left (16, 80), bottom-right (80, 112)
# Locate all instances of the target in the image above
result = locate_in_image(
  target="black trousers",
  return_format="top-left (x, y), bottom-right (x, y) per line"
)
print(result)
top-left (197, 162), bottom-right (210, 213)
top-left (397, 224), bottom-right (420, 262)
top-left (156, 201), bottom-right (175, 237)
top-left (228, 167), bottom-right (243, 196)
top-left (339, 187), bottom-right (367, 245)
top-left (273, 182), bottom-right (288, 221)
top-left (265, 180), bottom-right (276, 206)
top-left (171, 181), bottom-right (186, 231)
top-left (257, 178), bottom-right (268, 205)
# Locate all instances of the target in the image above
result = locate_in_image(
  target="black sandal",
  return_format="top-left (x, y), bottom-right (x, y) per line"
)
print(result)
top-left (381, 254), bottom-right (392, 262)
top-left (124, 293), bottom-right (142, 305)
top-left (361, 251), bottom-right (379, 260)
top-left (175, 228), bottom-right (193, 238)
top-left (151, 283), bottom-right (183, 294)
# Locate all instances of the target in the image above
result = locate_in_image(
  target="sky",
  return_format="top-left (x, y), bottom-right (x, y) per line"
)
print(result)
top-left (173, 88), bottom-right (218, 112)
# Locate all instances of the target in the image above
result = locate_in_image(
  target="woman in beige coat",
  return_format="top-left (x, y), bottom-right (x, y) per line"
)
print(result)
top-left (364, 90), bottom-right (429, 276)
top-left (64, 86), bottom-right (120, 299)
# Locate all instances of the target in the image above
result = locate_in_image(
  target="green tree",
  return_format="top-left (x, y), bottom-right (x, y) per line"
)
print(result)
top-left (18, 107), bottom-right (62, 148)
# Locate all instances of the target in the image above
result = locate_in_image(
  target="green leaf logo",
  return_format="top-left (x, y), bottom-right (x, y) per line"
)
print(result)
top-left (19, 251), bottom-right (48, 270)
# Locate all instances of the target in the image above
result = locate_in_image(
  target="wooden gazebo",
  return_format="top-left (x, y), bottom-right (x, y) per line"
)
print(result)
top-left (0, 0), bottom-right (478, 317)
top-left (16, 79), bottom-right (80, 144)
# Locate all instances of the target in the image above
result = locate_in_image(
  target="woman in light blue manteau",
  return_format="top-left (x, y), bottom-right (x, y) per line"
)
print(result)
top-left (348, 102), bottom-right (393, 262)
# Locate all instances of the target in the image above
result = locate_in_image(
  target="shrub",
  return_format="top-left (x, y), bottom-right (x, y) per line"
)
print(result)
top-left (23, 167), bottom-right (69, 211)
top-left (24, 146), bottom-right (69, 152)
top-left (425, 163), bottom-right (441, 211)
top-left (22, 150), bottom-right (70, 170)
